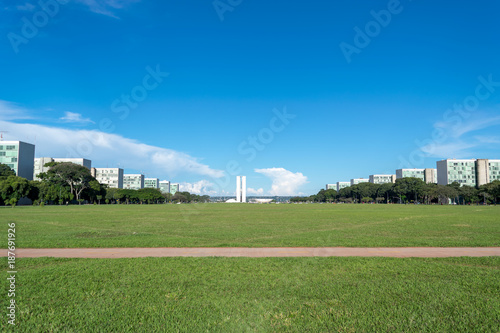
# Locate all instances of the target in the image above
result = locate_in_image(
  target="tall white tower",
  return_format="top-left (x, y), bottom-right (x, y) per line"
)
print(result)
top-left (235, 176), bottom-right (246, 203)
top-left (241, 176), bottom-right (246, 203)
top-left (236, 176), bottom-right (241, 202)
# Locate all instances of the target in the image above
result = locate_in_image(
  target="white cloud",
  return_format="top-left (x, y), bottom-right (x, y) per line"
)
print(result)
top-left (180, 180), bottom-right (216, 195)
top-left (59, 112), bottom-right (95, 124)
top-left (420, 113), bottom-right (500, 158)
top-left (76, 0), bottom-right (140, 18)
top-left (0, 119), bottom-right (224, 179)
top-left (254, 167), bottom-right (308, 196)
top-left (0, 100), bottom-right (33, 120)
top-left (247, 187), bottom-right (264, 195)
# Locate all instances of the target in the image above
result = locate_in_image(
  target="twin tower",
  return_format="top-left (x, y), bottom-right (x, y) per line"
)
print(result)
top-left (236, 176), bottom-right (247, 203)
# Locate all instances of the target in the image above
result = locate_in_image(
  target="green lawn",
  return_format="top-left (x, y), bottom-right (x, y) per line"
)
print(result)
top-left (2, 256), bottom-right (499, 332)
top-left (2, 204), bottom-right (500, 248)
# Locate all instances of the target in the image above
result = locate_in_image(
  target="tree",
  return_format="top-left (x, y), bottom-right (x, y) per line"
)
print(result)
top-left (393, 178), bottom-right (426, 203)
top-left (42, 162), bottom-right (95, 203)
top-left (0, 163), bottom-right (16, 180)
top-left (0, 176), bottom-right (31, 206)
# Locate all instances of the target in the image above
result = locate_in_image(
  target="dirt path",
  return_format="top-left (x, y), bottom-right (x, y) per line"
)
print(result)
top-left (5, 247), bottom-right (500, 258)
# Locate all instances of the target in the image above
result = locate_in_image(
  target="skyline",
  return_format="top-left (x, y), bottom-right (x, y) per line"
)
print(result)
top-left (1, 0), bottom-right (500, 195)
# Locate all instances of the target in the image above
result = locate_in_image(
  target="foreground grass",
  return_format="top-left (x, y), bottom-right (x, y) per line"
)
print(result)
top-left (2, 204), bottom-right (499, 248)
top-left (2, 256), bottom-right (499, 332)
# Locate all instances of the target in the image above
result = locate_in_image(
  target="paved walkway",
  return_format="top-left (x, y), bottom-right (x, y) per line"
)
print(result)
top-left (5, 247), bottom-right (500, 258)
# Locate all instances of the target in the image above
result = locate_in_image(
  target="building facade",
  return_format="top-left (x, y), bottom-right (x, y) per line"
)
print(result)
top-left (325, 184), bottom-right (336, 190)
top-left (159, 180), bottom-right (170, 194)
top-left (123, 174), bottom-right (144, 190)
top-left (34, 157), bottom-right (91, 180)
top-left (369, 174), bottom-right (395, 184)
top-left (350, 178), bottom-right (369, 186)
top-left (92, 168), bottom-right (124, 188)
top-left (144, 178), bottom-right (159, 189)
top-left (436, 159), bottom-right (476, 186)
top-left (437, 158), bottom-right (500, 187)
top-left (0, 141), bottom-right (35, 180)
top-left (170, 183), bottom-right (180, 195)
top-left (336, 182), bottom-right (350, 192)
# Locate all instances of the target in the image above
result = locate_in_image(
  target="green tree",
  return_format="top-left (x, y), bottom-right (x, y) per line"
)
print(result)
top-left (41, 162), bottom-right (95, 203)
top-left (0, 176), bottom-right (32, 206)
top-left (0, 163), bottom-right (16, 180)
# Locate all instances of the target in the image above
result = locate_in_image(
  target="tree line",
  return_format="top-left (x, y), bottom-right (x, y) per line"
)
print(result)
top-left (291, 178), bottom-right (500, 204)
top-left (0, 162), bottom-right (208, 206)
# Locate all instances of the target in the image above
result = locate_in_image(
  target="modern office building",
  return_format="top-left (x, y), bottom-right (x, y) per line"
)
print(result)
top-left (123, 174), bottom-right (144, 190)
top-left (235, 176), bottom-right (247, 202)
top-left (170, 183), bottom-right (180, 195)
top-left (336, 182), bottom-right (351, 192)
top-left (396, 169), bottom-right (425, 181)
top-left (350, 178), bottom-right (369, 186)
top-left (0, 141), bottom-right (35, 180)
top-left (436, 159), bottom-right (476, 186)
top-left (369, 174), bottom-right (395, 184)
top-left (92, 168), bottom-right (124, 188)
top-left (396, 168), bottom-right (436, 183)
top-left (144, 178), bottom-right (159, 189)
top-left (326, 184), bottom-right (336, 190)
top-left (437, 158), bottom-right (500, 187)
top-left (33, 157), bottom-right (91, 180)
top-left (159, 180), bottom-right (170, 194)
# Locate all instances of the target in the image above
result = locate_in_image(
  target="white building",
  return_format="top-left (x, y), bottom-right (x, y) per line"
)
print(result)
top-left (436, 159), bottom-right (476, 186)
top-left (34, 157), bottom-right (91, 180)
top-left (0, 141), bottom-right (35, 180)
top-left (236, 176), bottom-right (247, 202)
top-left (159, 180), bottom-right (170, 194)
top-left (437, 158), bottom-right (500, 187)
top-left (369, 174), bottom-right (395, 184)
top-left (92, 168), bottom-right (124, 188)
top-left (170, 183), bottom-right (180, 195)
top-left (144, 178), bottom-right (159, 189)
top-left (336, 182), bottom-right (350, 192)
top-left (396, 168), bottom-right (437, 184)
top-left (350, 178), bottom-right (369, 186)
top-left (326, 184), bottom-right (336, 190)
top-left (123, 174), bottom-right (144, 190)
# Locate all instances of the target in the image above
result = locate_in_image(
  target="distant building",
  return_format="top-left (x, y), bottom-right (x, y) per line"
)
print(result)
top-left (476, 159), bottom-right (500, 185)
top-left (92, 168), bottom-right (124, 188)
top-left (436, 159), bottom-right (476, 186)
top-left (325, 184), bottom-right (336, 190)
top-left (34, 157), bottom-right (91, 180)
top-left (423, 168), bottom-right (437, 184)
top-left (144, 178), bottom-right (159, 189)
top-left (123, 174), bottom-right (144, 190)
top-left (336, 182), bottom-right (350, 192)
top-left (159, 180), bottom-right (170, 194)
top-left (396, 169), bottom-right (425, 181)
top-left (437, 158), bottom-right (500, 187)
top-left (0, 141), bottom-right (35, 180)
top-left (396, 168), bottom-right (436, 183)
top-left (369, 174), bottom-right (395, 184)
top-left (236, 176), bottom-right (247, 202)
top-left (170, 183), bottom-right (180, 195)
top-left (350, 178), bottom-right (369, 186)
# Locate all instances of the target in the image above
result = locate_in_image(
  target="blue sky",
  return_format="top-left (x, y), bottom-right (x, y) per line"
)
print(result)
top-left (1, 0), bottom-right (500, 195)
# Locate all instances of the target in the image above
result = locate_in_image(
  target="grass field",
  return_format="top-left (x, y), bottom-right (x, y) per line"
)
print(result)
top-left (2, 256), bottom-right (499, 332)
top-left (2, 204), bottom-right (499, 248)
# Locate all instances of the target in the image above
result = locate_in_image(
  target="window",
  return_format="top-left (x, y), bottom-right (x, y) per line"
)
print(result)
top-left (6, 145), bottom-right (16, 150)
top-left (11, 158), bottom-right (17, 162)
top-left (0, 152), bottom-right (5, 156)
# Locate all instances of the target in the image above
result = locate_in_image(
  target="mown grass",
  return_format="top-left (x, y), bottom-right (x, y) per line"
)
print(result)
top-left (1, 256), bottom-right (499, 332)
top-left (1, 204), bottom-right (499, 248)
